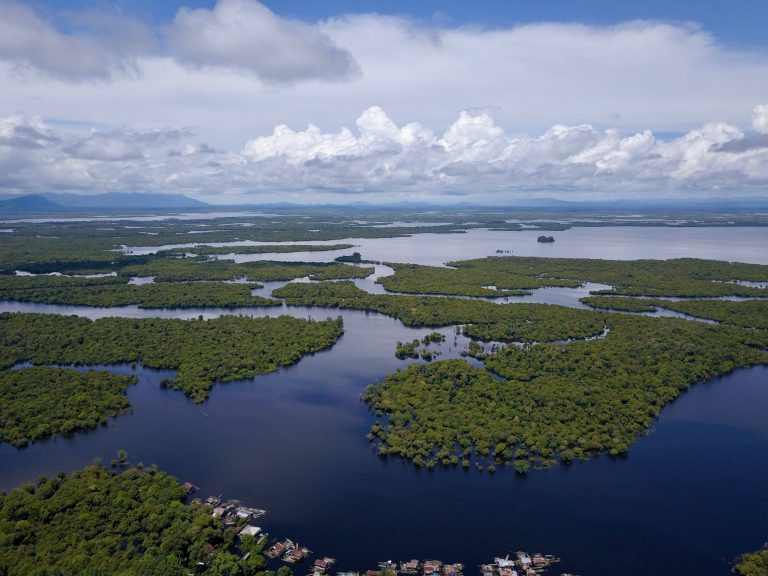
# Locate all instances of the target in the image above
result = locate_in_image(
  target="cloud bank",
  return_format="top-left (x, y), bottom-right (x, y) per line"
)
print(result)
top-left (1, 1), bottom-right (768, 201)
top-left (753, 104), bottom-right (768, 134)
top-left (1, 106), bottom-right (766, 201)
top-left (0, 1), bottom-right (152, 80)
top-left (168, 0), bottom-right (359, 83)
top-left (1, 1), bottom-right (768, 136)
top-left (0, 0), bottom-right (358, 83)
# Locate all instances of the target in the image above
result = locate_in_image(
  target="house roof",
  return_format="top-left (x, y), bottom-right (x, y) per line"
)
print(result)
top-left (239, 525), bottom-right (261, 537)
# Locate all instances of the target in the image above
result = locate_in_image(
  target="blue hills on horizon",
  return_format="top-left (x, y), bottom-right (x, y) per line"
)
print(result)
top-left (1, 192), bottom-right (767, 215)
top-left (0, 192), bottom-right (209, 214)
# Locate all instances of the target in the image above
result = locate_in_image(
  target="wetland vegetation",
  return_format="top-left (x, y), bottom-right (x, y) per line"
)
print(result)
top-left (163, 243), bottom-right (355, 255)
top-left (273, 281), bottom-right (609, 342)
top-left (0, 462), bottom-right (269, 576)
top-left (0, 366), bottom-right (135, 447)
top-left (582, 296), bottom-right (768, 328)
top-left (0, 275), bottom-right (279, 308)
top-left (275, 278), bottom-right (768, 469)
top-left (734, 544), bottom-right (768, 576)
top-left (365, 313), bottom-right (768, 469)
top-left (0, 313), bottom-right (344, 404)
top-left (119, 259), bottom-right (373, 283)
top-left (379, 256), bottom-right (768, 298)
top-left (1, 211), bottom-right (768, 576)
top-left (394, 336), bottom-right (444, 361)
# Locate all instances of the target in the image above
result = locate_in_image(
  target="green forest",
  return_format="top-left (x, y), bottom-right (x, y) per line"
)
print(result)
top-left (582, 295), bottom-right (768, 328)
top-left (162, 243), bottom-right (354, 255)
top-left (0, 275), bottom-right (279, 308)
top-left (377, 256), bottom-right (768, 298)
top-left (379, 262), bottom-right (577, 297)
top-left (0, 313), bottom-right (344, 403)
top-left (273, 279), bottom-right (768, 468)
top-left (365, 310), bottom-right (768, 469)
top-left (1, 212), bottom-right (768, 574)
top-left (0, 463), bottom-right (272, 576)
top-left (0, 254), bottom-right (375, 308)
top-left (312, 276), bottom-right (768, 470)
top-left (0, 367), bottom-right (135, 447)
top-left (1, 210), bottom-right (765, 276)
top-left (734, 544), bottom-right (768, 576)
top-left (119, 259), bottom-right (373, 283)
top-left (273, 281), bottom-right (608, 342)
top-left (0, 216), bottom-right (461, 274)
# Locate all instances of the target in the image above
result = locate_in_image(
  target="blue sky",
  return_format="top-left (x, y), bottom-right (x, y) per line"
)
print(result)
top-left (35, 0), bottom-right (768, 49)
top-left (1, 0), bottom-right (767, 202)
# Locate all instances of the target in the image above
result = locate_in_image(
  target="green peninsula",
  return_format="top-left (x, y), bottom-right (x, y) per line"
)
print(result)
top-left (0, 313), bottom-right (343, 403)
top-left (0, 367), bottom-right (135, 447)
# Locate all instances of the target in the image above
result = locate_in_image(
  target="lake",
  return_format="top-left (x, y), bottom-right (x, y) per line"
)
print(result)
top-left (1, 225), bottom-right (768, 576)
top-left (123, 226), bottom-right (768, 266)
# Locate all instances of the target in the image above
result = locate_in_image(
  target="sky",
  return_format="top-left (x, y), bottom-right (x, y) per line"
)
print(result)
top-left (1, 0), bottom-right (767, 204)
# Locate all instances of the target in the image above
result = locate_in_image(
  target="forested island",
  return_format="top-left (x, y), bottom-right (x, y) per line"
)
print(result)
top-left (1, 212), bottom-right (767, 576)
top-left (119, 259), bottom-right (372, 283)
top-left (0, 313), bottom-right (343, 406)
top-left (0, 216), bottom-right (463, 274)
top-left (0, 367), bottom-right (135, 447)
top-left (274, 281), bottom-right (608, 342)
top-left (274, 281), bottom-right (768, 469)
top-left (164, 243), bottom-right (355, 255)
top-left (581, 296), bottom-right (768, 328)
top-left (394, 332), bottom-right (445, 360)
top-left (734, 544), bottom-right (768, 576)
top-left (0, 252), bottom-right (377, 307)
top-left (0, 275), bottom-right (280, 308)
top-left (364, 315), bottom-right (767, 470)
top-left (0, 463), bottom-right (271, 576)
top-left (377, 256), bottom-right (768, 298)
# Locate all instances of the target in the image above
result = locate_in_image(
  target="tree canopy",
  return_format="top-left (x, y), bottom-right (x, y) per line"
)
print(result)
top-left (0, 463), bottom-right (268, 576)
top-left (0, 366), bottom-right (135, 447)
top-left (1, 313), bottom-right (344, 403)
top-left (378, 256), bottom-right (768, 298)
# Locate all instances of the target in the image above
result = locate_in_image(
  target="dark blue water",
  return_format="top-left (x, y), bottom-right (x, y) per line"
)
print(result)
top-left (3, 225), bottom-right (768, 574)
top-left (1, 300), bottom-right (767, 575)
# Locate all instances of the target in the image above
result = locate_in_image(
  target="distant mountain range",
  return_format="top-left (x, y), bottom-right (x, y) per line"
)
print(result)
top-left (0, 193), bottom-right (208, 214)
top-left (229, 197), bottom-right (768, 212)
top-left (1, 192), bottom-right (767, 215)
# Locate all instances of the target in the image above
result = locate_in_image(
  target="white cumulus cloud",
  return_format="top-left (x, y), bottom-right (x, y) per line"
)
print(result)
top-left (0, 0), bottom-right (152, 81)
top-left (1, 106), bottom-right (767, 201)
top-left (167, 0), bottom-right (360, 84)
top-left (0, 0), bottom-right (358, 84)
top-left (753, 104), bottom-right (768, 134)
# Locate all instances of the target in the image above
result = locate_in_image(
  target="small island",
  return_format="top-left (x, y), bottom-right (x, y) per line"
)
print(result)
top-left (334, 251), bottom-right (363, 263)
top-left (537, 235), bottom-right (555, 243)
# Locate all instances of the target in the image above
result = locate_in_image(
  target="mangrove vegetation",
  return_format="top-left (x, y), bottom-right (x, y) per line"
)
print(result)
top-left (0, 366), bottom-right (135, 447)
top-left (0, 463), bottom-right (269, 576)
top-left (273, 281), bottom-right (608, 342)
top-left (0, 313), bottom-right (344, 403)
top-left (365, 312), bottom-right (768, 470)
top-left (734, 543), bottom-right (768, 576)
top-left (378, 256), bottom-right (768, 298)
top-left (582, 296), bottom-right (768, 328)
top-left (0, 275), bottom-right (279, 308)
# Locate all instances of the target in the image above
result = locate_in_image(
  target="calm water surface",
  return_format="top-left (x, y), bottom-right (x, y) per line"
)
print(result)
top-left (125, 226), bottom-right (768, 265)
top-left (2, 227), bottom-right (768, 576)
